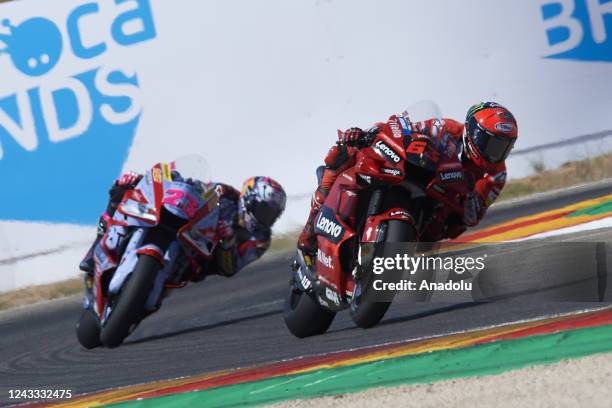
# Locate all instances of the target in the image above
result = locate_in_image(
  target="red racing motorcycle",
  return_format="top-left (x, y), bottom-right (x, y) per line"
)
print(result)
top-left (283, 106), bottom-right (470, 338)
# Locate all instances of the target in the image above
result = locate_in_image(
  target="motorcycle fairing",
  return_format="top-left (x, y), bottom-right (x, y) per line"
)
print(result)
top-left (117, 163), bottom-right (168, 227)
top-left (90, 161), bottom-right (219, 320)
top-left (361, 208), bottom-right (417, 244)
top-left (108, 229), bottom-right (146, 296)
top-left (177, 187), bottom-right (220, 259)
top-left (144, 241), bottom-right (181, 312)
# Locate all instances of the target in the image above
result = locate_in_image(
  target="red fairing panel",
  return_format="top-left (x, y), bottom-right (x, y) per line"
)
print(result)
top-left (361, 208), bottom-right (418, 243)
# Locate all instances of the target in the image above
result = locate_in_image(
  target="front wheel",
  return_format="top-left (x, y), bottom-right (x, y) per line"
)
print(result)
top-left (99, 255), bottom-right (160, 348)
top-left (283, 282), bottom-right (336, 338)
top-left (350, 219), bottom-right (417, 328)
top-left (75, 309), bottom-right (102, 349)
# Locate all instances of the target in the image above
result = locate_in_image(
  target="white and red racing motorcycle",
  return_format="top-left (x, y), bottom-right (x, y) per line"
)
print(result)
top-left (76, 155), bottom-right (221, 348)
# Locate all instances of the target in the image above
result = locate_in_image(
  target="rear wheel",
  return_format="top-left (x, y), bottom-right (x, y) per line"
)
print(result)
top-left (100, 255), bottom-right (160, 348)
top-left (350, 219), bottom-right (417, 328)
top-left (75, 308), bottom-right (102, 349)
top-left (283, 281), bottom-right (336, 338)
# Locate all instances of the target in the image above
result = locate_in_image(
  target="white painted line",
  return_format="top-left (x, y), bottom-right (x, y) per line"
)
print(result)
top-left (249, 375), bottom-right (307, 395)
top-left (303, 374), bottom-right (340, 387)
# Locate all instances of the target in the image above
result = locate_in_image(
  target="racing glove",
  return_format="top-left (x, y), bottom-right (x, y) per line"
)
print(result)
top-left (338, 127), bottom-right (364, 144)
top-left (107, 172), bottom-right (142, 216)
top-left (117, 172), bottom-right (142, 188)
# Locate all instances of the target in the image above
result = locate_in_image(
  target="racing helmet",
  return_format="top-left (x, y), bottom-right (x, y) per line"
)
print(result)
top-left (463, 102), bottom-right (518, 170)
top-left (238, 177), bottom-right (287, 231)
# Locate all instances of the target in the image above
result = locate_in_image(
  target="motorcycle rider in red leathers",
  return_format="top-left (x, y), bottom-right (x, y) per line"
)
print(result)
top-left (297, 102), bottom-right (518, 253)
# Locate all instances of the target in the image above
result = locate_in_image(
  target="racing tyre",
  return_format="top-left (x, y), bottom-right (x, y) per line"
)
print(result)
top-left (75, 309), bottom-right (102, 349)
top-left (283, 282), bottom-right (336, 338)
top-left (100, 255), bottom-right (160, 348)
top-left (350, 219), bottom-right (417, 328)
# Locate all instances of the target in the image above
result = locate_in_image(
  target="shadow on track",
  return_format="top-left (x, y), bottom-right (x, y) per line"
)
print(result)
top-left (377, 302), bottom-right (484, 327)
top-left (323, 302), bottom-right (484, 335)
top-left (125, 309), bottom-right (282, 346)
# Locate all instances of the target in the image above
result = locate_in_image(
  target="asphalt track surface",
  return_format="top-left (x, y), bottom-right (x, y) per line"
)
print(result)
top-left (1, 182), bottom-right (612, 407)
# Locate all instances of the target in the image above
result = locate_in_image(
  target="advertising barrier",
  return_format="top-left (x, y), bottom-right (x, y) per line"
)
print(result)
top-left (1, 0), bottom-right (611, 290)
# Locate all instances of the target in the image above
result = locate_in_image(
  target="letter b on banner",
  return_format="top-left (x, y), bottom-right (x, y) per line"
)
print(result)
top-left (540, 0), bottom-right (612, 61)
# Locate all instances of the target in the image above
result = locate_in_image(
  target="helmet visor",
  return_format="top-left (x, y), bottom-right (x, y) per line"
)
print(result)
top-left (252, 201), bottom-right (282, 228)
top-left (470, 124), bottom-right (515, 163)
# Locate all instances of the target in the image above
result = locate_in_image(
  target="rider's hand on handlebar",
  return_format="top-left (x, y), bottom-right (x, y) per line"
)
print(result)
top-left (117, 172), bottom-right (142, 188)
top-left (337, 127), bottom-right (375, 148)
top-left (338, 127), bottom-right (364, 144)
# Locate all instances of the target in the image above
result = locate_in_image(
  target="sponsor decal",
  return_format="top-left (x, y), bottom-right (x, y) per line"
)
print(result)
top-left (388, 119), bottom-right (403, 138)
top-left (406, 140), bottom-right (428, 155)
top-left (0, 0), bottom-right (157, 223)
top-left (432, 184), bottom-right (446, 194)
top-left (325, 287), bottom-right (341, 305)
top-left (398, 116), bottom-right (411, 136)
top-left (495, 122), bottom-right (514, 133)
top-left (381, 167), bottom-right (401, 176)
top-left (314, 207), bottom-right (345, 243)
top-left (317, 296), bottom-right (330, 308)
top-left (540, 0), bottom-right (612, 62)
top-left (440, 170), bottom-right (464, 183)
top-left (365, 125), bottom-right (380, 134)
top-left (296, 267), bottom-right (311, 290)
top-left (365, 226), bottom-right (373, 240)
top-left (317, 248), bottom-right (333, 269)
top-left (162, 163), bottom-right (172, 181)
top-left (152, 167), bottom-right (162, 183)
top-left (389, 209), bottom-right (412, 219)
top-left (374, 140), bottom-right (401, 164)
top-left (359, 174), bottom-right (372, 184)
top-left (341, 173), bottom-right (354, 182)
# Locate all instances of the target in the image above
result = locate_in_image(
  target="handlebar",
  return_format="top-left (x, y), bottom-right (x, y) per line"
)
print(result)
top-left (336, 132), bottom-right (376, 149)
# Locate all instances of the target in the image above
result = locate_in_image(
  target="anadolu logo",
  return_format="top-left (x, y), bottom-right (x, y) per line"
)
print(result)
top-left (540, 0), bottom-right (612, 62)
top-left (0, 0), bottom-right (156, 224)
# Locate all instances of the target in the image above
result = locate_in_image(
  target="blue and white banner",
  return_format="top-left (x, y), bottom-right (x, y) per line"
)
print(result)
top-left (541, 0), bottom-right (612, 61)
top-left (0, 0), bottom-right (155, 223)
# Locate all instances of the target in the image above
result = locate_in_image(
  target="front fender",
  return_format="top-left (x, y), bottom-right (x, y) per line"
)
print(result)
top-left (361, 208), bottom-right (417, 243)
top-left (144, 241), bottom-right (181, 312)
top-left (108, 229), bottom-right (148, 294)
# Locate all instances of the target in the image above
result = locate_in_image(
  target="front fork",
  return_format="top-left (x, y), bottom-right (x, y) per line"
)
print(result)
top-left (88, 227), bottom-right (178, 322)
top-left (82, 274), bottom-right (95, 311)
top-left (354, 188), bottom-right (420, 281)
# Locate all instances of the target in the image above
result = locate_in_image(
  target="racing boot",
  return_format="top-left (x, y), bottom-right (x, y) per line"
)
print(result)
top-left (297, 191), bottom-right (326, 255)
top-left (79, 214), bottom-right (110, 274)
